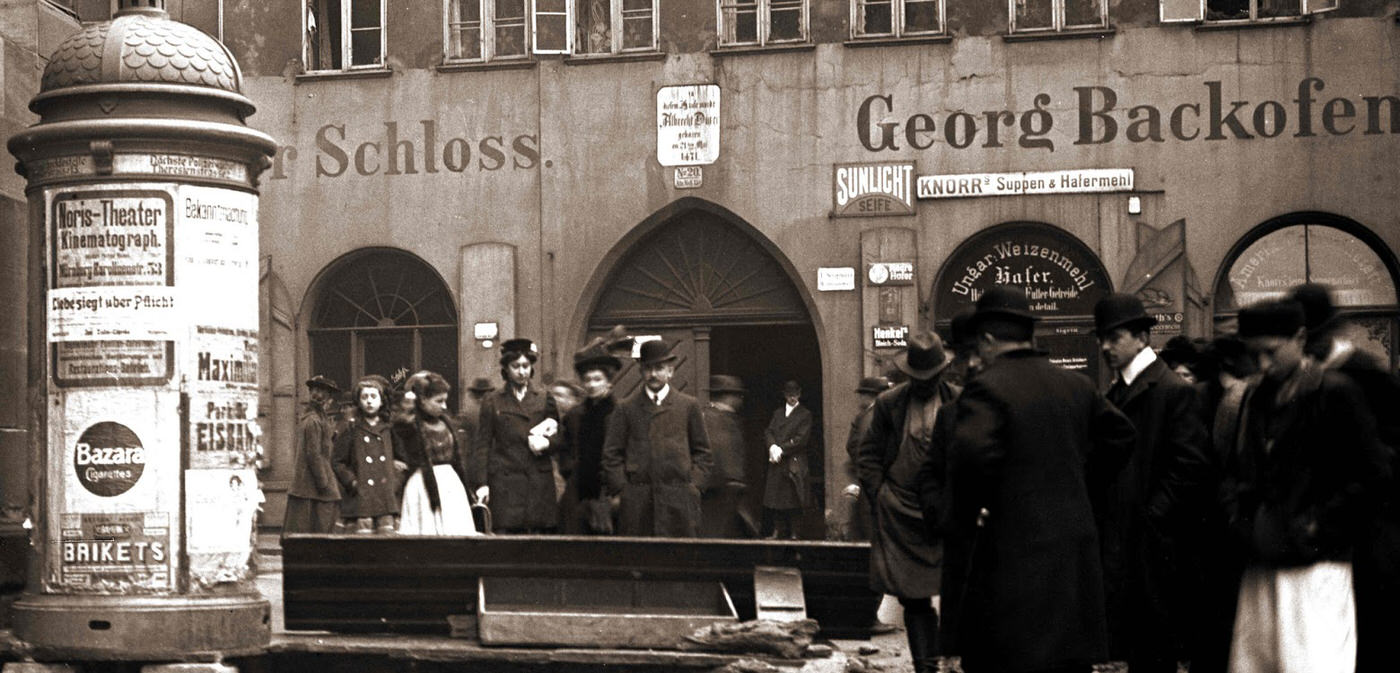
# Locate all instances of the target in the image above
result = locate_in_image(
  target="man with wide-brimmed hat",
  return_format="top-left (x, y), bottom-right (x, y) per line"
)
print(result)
top-left (842, 375), bottom-right (891, 541)
top-left (701, 374), bottom-right (752, 538)
top-left (854, 331), bottom-right (960, 673)
top-left (762, 379), bottom-right (813, 540)
top-left (1287, 282), bottom-right (1400, 673)
top-left (285, 375), bottom-right (343, 536)
top-left (601, 338), bottom-right (713, 537)
top-left (1091, 292), bottom-right (1209, 673)
top-left (942, 286), bottom-right (1135, 673)
top-left (1224, 298), bottom-right (1390, 673)
top-left (555, 339), bottom-right (623, 535)
top-left (474, 337), bottom-right (559, 534)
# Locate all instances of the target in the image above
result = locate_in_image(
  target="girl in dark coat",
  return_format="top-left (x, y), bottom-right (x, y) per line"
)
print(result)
top-left (333, 375), bottom-right (401, 534)
top-left (395, 371), bottom-right (478, 535)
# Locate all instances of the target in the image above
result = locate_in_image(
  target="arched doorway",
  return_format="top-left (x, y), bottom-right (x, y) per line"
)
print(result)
top-left (583, 200), bottom-right (825, 538)
top-left (932, 221), bottom-right (1114, 382)
top-left (306, 248), bottom-right (460, 410)
top-left (1213, 213), bottom-right (1399, 366)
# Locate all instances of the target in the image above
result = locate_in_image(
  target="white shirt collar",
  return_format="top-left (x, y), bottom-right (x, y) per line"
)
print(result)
top-left (785, 402), bottom-right (798, 417)
top-left (1119, 346), bottom-right (1158, 387)
top-left (513, 385), bottom-right (528, 402)
top-left (647, 385), bottom-right (670, 405)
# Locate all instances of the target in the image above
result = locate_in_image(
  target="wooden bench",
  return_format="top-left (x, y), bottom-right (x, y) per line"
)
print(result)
top-left (282, 535), bottom-right (882, 639)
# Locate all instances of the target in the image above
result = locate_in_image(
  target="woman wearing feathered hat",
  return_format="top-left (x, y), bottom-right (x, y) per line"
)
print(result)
top-left (555, 338), bottom-right (624, 534)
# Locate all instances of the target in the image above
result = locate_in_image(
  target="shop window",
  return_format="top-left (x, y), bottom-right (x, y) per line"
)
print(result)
top-left (304, 0), bottom-right (385, 71)
top-left (308, 250), bottom-right (459, 411)
top-left (1009, 0), bottom-right (1107, 33)
top-left (1160, 0), bottom-right (1336, 23)
top-left (851, 0), bottom-right (944, 38)
top-left (718, 0), bottom-right (808, 47)
top-left (575, 0), bottom-right (658, 54)
top-left (446, 0), bottom-right (530, 62)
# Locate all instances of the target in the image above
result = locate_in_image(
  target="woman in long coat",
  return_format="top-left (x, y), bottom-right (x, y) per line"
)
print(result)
top-left (475, 338), bottom-right (558, 533)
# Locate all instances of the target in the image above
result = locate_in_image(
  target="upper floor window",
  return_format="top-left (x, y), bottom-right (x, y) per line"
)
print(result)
top-left (1160, 0), bottom-right (1337, 23)
top-left (446, 0), bottom-right (530, 62)
top-left (1008, 0), bottom-right (1107, 33)
top-left (576, 0), bottom-right (658, 54)
top-left (305, 0), bottom-right (385, 71)
top-left (718, 0), bottom-right (808, 47)
top-left (852, 0), bottom-right (944, 38)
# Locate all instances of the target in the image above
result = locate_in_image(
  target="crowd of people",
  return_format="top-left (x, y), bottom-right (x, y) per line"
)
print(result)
top-left (282, 281), bottom-right (1397, 673)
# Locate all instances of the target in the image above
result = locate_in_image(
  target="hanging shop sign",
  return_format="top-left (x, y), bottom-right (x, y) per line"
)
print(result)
top-left (832, 162), bottom-right (915, 217)
top-left (917, 168), bottom-right (1133, 200)
top-left (934, 223), bottom-right (1112, 319)
top-left (872, 325), bottom-right (909, 349)
top-left (867, 262), bottom-right (914, 286)
top-left (818, 267), bottom-right (856, 291)
top-left (657, 85), bottom-right (720, 166)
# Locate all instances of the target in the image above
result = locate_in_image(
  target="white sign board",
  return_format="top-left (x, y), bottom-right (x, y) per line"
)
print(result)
top-left (817, 267), bottom-right (856, 291)
top-left (917, 168), bottom-right (1134, 199)
top-left (674, 166), bottom-right (703, 188)
top-left (657, 85), bottom-right (720, 166)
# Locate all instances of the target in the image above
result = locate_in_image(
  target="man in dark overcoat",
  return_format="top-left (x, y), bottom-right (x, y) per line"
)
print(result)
top-left (474, 338), bottom-right (558, 533)
top-left (701, 375), bottom-right (751, 538)
top-left (1289, 283), bottom-right (1400, 673)
top-left (763, 380), bottom-right (813, 539)
top-left (284, 375), bottom-right (342, 536)
top-left (943, 287), bottom-right (1136, 673)
top-left (601, 338), bottom-right (713, 537)
top-left (842, 376), bottom-right (891, 541)
top-left (1092, 293), bottom-right (1210, 673)
top-left (856, 333), bottom-right (960, 673)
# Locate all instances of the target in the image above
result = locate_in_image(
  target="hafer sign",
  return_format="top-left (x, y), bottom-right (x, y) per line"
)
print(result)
top-left (867, 262), bottom-right (914, 286)
top-left (935, 223), bottom-right (1111, 319)
top-left (657, 85), bottom-right (721, 166)
top-left (832, 162), bottom-right (915, 216)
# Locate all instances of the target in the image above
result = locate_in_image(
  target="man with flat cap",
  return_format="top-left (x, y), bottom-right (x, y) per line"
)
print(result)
top-left (475, 338), bottom-right (559, 534)
top-left (855, 332), bottom-right (960, 673)
top-left (601, 338), bottom-right (713, 537)
top-left (1289, 283), bottom-right (1400, 673)
top-left (842, 375), bottom-right (891, 541)
top-left (762, 380), bottom-right (814, 540)
top-left (942, 286), bottom-right (1135, 673)
top-left (1093, 292), bottom-right (1210, 673)
top-left (1224, 299), bottom-right (1390, 673)
top-left (701, 375), bottom-right (751, 538)
top-left (285, 375), bottom-right (343, 536)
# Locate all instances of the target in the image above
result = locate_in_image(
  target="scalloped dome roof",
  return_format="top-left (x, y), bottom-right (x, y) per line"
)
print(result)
top-left (41, 10), bottom-right (242, 94)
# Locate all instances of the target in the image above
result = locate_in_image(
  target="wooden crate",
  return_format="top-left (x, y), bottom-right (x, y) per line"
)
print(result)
top-left (476, 576), bottom-right (737, 649)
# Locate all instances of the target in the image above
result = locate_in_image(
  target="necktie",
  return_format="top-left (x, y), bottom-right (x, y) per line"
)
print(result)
top-left (1107, 378), bottom-right (1128, 407)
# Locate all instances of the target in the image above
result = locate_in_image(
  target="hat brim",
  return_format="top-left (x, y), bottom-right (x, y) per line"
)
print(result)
top-left (708, 386), bottom-right (745, 394)
top-left (1096, 315), bottom-right (1157, 336)
top-left (574, 355), bottom-right (623, 375)
top-left (894, 353), bottom-right (950, 381)
top-left (637, 354), bottom-right (678, 367)
top-left (305, 379), bottom-right (339, 393)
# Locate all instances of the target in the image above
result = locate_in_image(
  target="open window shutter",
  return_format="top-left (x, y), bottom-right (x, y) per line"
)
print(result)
top-left (1159, 0), bottom-right (1203, 22)
top-left (1302, 0), bottom-right (1339, 14)
top-left (532, 0), bottom-right (572, 53)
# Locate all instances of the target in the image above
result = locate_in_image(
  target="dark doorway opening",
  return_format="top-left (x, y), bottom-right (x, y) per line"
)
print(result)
top-left (710, 324), bottom-right (824, 539)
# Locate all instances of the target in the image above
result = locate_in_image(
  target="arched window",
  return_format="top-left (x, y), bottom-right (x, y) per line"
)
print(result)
top-left (307, 249), bottom-right (458, 407)
top-left (1215, 215), bottom-right (1399, 364)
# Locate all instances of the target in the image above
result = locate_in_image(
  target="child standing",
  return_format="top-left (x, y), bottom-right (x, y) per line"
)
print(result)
top-left (333, 375), bottom-right (401, 534)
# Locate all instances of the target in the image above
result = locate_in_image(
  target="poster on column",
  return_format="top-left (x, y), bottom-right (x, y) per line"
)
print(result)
top-left (47, 187), bottom-right (178, 387)
top-left (185, 468), bottom-right (261, 587)
top-left (177, 185), bottom-right (262, 470)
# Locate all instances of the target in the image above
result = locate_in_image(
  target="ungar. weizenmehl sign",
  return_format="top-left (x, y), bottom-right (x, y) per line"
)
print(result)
top-left (934, 223), bottom-right (1111, 318)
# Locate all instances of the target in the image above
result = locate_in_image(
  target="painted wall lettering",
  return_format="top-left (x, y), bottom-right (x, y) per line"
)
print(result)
top-left (275, 120), bottom-right (540, 179)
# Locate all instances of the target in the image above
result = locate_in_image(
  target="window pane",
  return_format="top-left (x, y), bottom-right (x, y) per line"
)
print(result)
top-left (622, 0), bottom-right (650, 9)
top-left (453, 24), bottom-right (483, 59)
top-left (537, 0), bottom-right (566, 11)
top-left (450, 0), bottom-right (482, 58)
top-left (622, 13), bottom-right (653, 50)
top-left (350, 28), bottom-right (380, 65)
top-left (419, 328), bottom-right (460, 416)
top-left (1063, 0), bottom-right (1102, 27)
top-left (495, 0), bottom-right (527, 57)
top-left (1206, 0), bottom-right (1250, 20)
top-left (1221, 227), bottom-right (1307, 310)
top-left (858, 0), bottom-right (893, 35)
top-left (308, 0), bottom-right (343, 69)
top-left (1013, 0), bottom-right (1053, 30)
top-left (721, 1), bottom-right (758, 44)
top-left (536, 13), bottom-right (569, 52)
top-left (1258, 0), bottom-right (1300, 17)
top-left (903, 0), bottom-right (940, 33)
top-left (577, 0), bottom-right (612, 53)
top-left (350, 0), bottom-right (379, 29)
top-left (1305, 226), bottom-right (1398, 306)
top-left (770, 0), bottom-right (804, 41)
top-left (309, 331), bottom-right (351, 402)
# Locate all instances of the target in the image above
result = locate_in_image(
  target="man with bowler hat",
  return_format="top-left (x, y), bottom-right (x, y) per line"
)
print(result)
top-left (843, 375), bottom-right (891, 541)
top-left (763, 380), bottom-right (814, 539)
top-left (701, 375), bottom-right (751, 538)
top-left (943, 286), bottom-right (1135, 673)
top-left (1093, 292), bottom-right (1210, 673)
top-left (601, 338), bottom-right (713, 537)
top-left (855, 331), bottom-right (960, 673)
top-left (285, 375), bottom-right (342, 536)
top-left (475, 338), bottom-right (559, 534)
